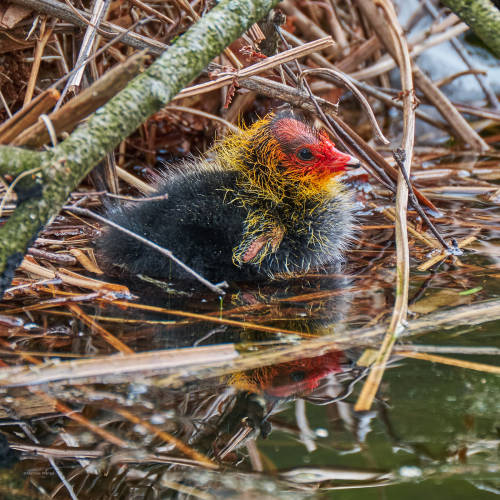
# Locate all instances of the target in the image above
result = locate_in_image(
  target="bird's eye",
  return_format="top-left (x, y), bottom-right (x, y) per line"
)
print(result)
top-left (290, 370), bottom-right (306, 382)
top-left (297, 148), bottom-right (313, 161)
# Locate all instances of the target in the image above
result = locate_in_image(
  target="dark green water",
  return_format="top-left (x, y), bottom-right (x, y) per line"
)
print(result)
top-left (261, 349), bottom-right (499, 498)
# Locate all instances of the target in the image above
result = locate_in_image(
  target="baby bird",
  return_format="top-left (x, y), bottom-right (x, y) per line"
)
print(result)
top-left (96, 110), bottom-right (358, 282)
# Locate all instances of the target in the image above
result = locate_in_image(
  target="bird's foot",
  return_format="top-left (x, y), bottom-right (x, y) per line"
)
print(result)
top-left (137, 274), bottom-right (192, 296)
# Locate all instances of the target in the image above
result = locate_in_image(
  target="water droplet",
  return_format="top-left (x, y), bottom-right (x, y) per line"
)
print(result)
top-left (399, 466), bottom-right (422, 478)
top-left (315, 428), bottom-right (328, 438)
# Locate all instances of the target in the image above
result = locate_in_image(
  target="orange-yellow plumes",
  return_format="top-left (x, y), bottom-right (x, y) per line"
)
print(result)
top-left (214, 113), bottom-right (348, 203)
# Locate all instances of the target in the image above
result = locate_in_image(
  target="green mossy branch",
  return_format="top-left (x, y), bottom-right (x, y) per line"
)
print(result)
top-left (0, 0), bottom-right (279, 295)
top-left (0, 147), bottom-right (47, 177)
top-left (442, 0), bottom-right (500, 58)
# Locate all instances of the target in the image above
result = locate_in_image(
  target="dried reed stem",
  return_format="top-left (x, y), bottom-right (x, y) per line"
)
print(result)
top-left (14, 51), bottom-right (149, 147)
top-left (397, 351), bottom-right (500, 374)
top-left (355, 0), bottom-right (415, 412)
top-left (175, 37), bottom-right (335, 99)
top-left (24, 17), bottom-right (53, 105)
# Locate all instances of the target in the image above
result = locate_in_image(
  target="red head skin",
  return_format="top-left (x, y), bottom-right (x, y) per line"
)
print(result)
top-left (271, 117), bottom-right (359, 180)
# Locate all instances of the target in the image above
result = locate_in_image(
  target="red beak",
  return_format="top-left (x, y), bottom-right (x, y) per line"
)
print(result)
top-left (329, 144), bottom-right (361, 169)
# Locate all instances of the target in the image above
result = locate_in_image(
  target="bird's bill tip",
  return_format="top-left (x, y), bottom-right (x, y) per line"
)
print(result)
top-left (345, 154), bottom-right (361, 168)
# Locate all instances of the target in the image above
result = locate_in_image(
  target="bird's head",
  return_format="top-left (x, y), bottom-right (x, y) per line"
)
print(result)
top-left (268, 112), bottom-right (360, 179)
top-left (217, 111), bottom-right (359, 200)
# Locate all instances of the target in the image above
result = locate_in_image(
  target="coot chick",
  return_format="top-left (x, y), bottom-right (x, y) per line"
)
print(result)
top-left (96, 111), bottom-right (358, 282)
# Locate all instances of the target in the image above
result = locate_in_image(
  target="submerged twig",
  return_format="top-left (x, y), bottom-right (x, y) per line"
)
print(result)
top-left (115, 407), bottom-right (218, 468)
top-left (417, 236), bottom-right (476, 271)
top-left (398, 351), bottom-right (500, 374)
top-left (67, 303), bottom-right (134, 354)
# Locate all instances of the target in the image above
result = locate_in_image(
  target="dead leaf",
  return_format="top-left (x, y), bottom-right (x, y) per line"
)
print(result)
top-left (0, 4), bottom-right (32, 29)
top-left (409, 289), bottom-right (472, 314)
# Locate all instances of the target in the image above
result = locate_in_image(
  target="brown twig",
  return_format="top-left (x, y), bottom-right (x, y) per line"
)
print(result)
top-left (13, 51), bottom-right (149, 147)
top-left (280, 0), bottom-right (339, 58)
top-left (174, 37), bottom-right (335, 100)
top-left (19, 257), bottom-right (131, 294)
top-left (10, 0), bottom-right (167, 53)
top-left (24, 17), bottom-right (53, 106)
top-left (0, 88), bottom-right (60, 144)
top-left (129, 0), bottom-right (174, 24)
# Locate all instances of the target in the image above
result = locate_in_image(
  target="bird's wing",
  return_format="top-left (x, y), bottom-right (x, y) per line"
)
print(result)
top-left (233, 218), bottom-right (285, 266)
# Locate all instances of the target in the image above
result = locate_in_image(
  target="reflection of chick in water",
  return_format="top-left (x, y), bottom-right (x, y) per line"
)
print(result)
top-left (95, 271), bottom-right (355, 457)
top-left (100, 265), bottom-right (354, 371)
top-left (111, 278), bottom-right (355, 461)
top-left (227, 351), bottom-right (345, 399)
top-left (211, 351), bottom-right (354, 460)
top-left (123, 271), bottom-right (354, 354)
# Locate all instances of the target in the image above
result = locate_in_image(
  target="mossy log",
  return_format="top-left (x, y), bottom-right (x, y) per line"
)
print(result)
top-left (442, 0), bottom-right (500, 58)
top-left (0, 0), bottom-right (279, 296)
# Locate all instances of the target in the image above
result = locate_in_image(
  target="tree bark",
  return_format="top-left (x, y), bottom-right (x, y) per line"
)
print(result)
top-left (0, 0), bottom-right (279, 295)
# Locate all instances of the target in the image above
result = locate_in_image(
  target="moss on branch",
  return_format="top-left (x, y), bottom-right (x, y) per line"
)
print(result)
top-left (442, 0), bottom-right (500, 57)
top-left (0, 147), bottom-right (45, 177)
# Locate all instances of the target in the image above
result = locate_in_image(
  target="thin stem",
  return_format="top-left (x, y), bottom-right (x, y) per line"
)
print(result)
top-left (392, 148), bottom-right (461, 255)
top-left (64, 206), bottom-right (227, 295)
